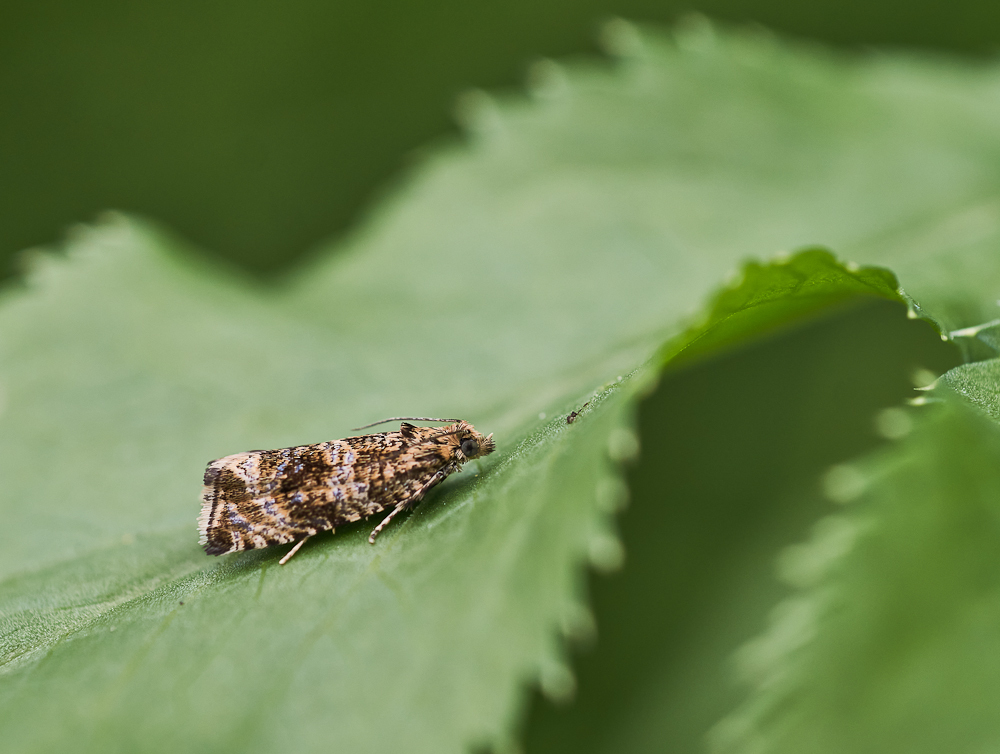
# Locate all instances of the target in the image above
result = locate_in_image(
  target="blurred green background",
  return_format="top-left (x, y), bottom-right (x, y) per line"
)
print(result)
top-left (2, 0), bottom-right (998, 277)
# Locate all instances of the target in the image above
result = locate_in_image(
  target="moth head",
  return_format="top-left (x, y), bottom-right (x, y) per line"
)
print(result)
top-left (458, 426), bottom-right (495, 460)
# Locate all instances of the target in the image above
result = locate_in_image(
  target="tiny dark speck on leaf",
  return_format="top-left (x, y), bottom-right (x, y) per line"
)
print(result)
top-left (567, 401), bottom-right (591, 424)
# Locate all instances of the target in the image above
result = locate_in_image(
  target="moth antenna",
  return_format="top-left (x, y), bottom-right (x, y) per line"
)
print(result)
top-left (351, 417), bottom-right (462, 431)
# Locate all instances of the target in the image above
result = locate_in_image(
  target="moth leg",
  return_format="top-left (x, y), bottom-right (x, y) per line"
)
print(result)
top-left (368, 466), bottom-right (455, 544)
top-left (279, 536), bottom-right (311, 565)
top-left (368, 503), bottom-right (409, 544)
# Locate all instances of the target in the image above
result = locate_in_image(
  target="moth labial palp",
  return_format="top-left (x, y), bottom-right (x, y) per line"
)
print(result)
top-left (198, 418), bottom-right (495, 564)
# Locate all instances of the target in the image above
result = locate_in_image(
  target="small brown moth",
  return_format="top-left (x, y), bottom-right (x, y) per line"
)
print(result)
top-left (198, 418), bottom-right (495, 565)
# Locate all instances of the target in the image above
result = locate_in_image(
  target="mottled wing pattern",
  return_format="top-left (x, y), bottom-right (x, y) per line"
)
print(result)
top-left (198, 424), bottom-right (458, 556)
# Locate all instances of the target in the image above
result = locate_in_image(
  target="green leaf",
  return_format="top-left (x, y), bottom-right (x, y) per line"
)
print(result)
top-left (659, 247), bottom-right (916, 370)
top-left (703, 302), bottom-right (1000, 752)
top-left (0, 218), bottom-right (939, 754)
top-left (0, 385), bottom-right (636, 754)
top-left (708, 396), bottom-right (1000, 754)
top-left (941, 315), bottom-right (1000, 420)
top-left (521, 294), bottom-right (956, 754)
top-left (0, 215), bottom-right (650, 753)
top-left (5, 17), bottom-right (1000, 754)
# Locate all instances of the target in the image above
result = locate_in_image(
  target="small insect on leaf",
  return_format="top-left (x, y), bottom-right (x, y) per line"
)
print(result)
top-left (567, 401), bottom-right (591, 424)
top-left (198, 419), bottom-right (495, 564)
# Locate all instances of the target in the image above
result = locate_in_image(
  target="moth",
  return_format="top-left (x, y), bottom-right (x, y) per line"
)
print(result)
top-left (198, 418), bottom-right (495, 564)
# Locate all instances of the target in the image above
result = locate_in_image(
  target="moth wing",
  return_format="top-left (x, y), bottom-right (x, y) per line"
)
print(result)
top-left (199, 446), bottom-right (378, 556)
top-left (198, 431), bottom-right (452, 557)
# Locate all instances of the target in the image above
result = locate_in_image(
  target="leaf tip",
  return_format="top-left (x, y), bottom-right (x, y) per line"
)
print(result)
top-left (911, 367), bottom-right (940, 389)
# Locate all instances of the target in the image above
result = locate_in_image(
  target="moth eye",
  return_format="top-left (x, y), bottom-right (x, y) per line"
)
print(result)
top-left (460, 438), bottom-right (479, 457)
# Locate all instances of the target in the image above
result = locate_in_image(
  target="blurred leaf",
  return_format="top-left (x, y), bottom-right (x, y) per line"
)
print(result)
top-left (701, 311), bottom-right (1000, 753)
top-left (521, 296), bottom-right (957, 754)
top-left (708, 395), bottom-right (1000, 754)
top-left (7, 0), bottom-right (1000, 280)
top-left (282, 19), bottom-right (1000, 343)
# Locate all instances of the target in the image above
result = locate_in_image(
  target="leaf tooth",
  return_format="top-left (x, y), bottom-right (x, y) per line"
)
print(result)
top-left (674, 13), bottom-right (718, 54)
top-left (538, 656), bottom-right (576, 704)
top-left (607, 427), bottom-right (640, 462)
top-left (588, 531), bottom-right (625, 572)
top-left (598, 18), bottom-right (645, 59)
top-left (453, 89), bottom-right (505, 140)
top-left (526, 59), bottom-right (569, 101)
top-left (822, 464), bottom-right (868, 504)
